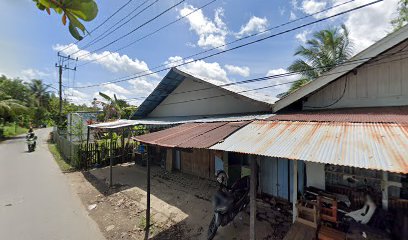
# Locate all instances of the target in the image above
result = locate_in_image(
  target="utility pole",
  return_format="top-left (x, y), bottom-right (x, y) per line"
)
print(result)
top-left (55, 52), bottom-right (77, 121)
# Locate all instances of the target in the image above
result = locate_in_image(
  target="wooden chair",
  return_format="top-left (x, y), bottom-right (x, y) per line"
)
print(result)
top-left (317, 195), bottom-right (338, 225)
top-left (297, 200), bottom-right (319, 229)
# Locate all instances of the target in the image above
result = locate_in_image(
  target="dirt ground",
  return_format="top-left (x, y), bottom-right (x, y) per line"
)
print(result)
top-left (67, 163), bottom-right (292, 240)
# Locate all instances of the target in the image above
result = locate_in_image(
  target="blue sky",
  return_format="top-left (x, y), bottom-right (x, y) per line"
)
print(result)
top-left (0, 0), bottom-right (400, 105)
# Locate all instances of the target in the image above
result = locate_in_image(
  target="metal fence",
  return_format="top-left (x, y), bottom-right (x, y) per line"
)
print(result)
top-left (52, 129), bottom-right (137, 170)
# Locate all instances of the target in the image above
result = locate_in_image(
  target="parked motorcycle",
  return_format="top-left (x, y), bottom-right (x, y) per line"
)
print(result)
top-left (26, 134), bottom-right (37, 152)
top-left (207, 171), bottom-right (250, 240)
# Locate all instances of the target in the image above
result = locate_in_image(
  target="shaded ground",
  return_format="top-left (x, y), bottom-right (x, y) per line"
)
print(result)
top-left (67, 163), bottom-right (292, 239)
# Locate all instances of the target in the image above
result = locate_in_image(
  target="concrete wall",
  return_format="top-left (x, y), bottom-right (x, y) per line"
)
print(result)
top-left (303, 41), bottom-right (408, 109)
top-left (148, 77), bottom-right (271, 117)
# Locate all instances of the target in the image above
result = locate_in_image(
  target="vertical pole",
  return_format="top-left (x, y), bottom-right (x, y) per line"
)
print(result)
top-left (121, 128), bottom-right (125, 162)
top-left (86, 127), bottom-right (90, 170)
top-left (293, 160), bottom-right (298, 223)
top-left (250, 156), bottom-right (257, 240)
top-left (58, 65), bottom-right (63, 118)
top-left (382, 171), bottom-right (389, 210)
top-left (145, 153), bottom-right (151, 240)
top-left (109, 130), bottom-right (113, 188)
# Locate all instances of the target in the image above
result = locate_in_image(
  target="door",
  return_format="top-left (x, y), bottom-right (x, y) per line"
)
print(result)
top-left (174, 150), bottom-right (181, 170)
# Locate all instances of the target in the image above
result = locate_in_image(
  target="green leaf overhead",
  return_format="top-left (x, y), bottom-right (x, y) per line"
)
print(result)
top-left (32, 0), bottom-right (98, 40)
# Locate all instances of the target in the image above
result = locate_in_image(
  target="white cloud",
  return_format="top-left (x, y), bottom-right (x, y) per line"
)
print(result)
top-left (295, 30), bottom-right (311, 44)
top-left (264, 68), bottom-right (300, 98)
top-left (279, 7), bottom-right (286, 16)
top-left (21, 68), bottom-right (50, 81)
top-left (290, 11), bottom-right (297, 20)
top-left (165, 56), bottom-right (230, 84)
top-left (301, 0), bottom-right (327, 15)
top-left (298, 0), bottom-right (400, 53)
top-left (53, 44), bottom-right (159, 77)
top-left (236, 16), bottom-right (269, 37)
top-left (180, 5), bottom-right (228, 49)
top-left (224, 64), bottom-right (250, 77)
top-left (65, 88), bottom-right (90, 106)
top-left (128, 78), bottom-right (157, 96)
top-left (103, 83), bottom-right (131, 95)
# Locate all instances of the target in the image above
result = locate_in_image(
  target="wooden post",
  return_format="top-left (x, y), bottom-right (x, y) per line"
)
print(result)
top-left (145, 153), bottom-right (151, 240)
top-left (85, 127), bottom-right (90, 170)
top-left (109, 130), bottom-right (113, 188)
top-left (293, 160), bottom-right (298, 223)
top-left (382, 171), bottom-right (389, 210)
top-left (121, 128), bottom-right (125, 163)
top-left (250, 155), bottom-right (257, 240)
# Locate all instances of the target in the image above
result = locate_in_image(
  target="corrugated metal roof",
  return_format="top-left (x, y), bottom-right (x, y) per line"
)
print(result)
top-left (134, 121), bottom-right (249, 149)
top-left (88, 113), bottom-right (273, 129)
top-left (269, 106), bottom-right (408, 123)
top-left (211, 121), bottom-right (408, 174)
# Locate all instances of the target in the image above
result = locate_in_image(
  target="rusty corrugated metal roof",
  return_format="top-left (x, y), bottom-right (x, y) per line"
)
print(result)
top-left (211, 120), bottom-right (408, 174)
top-left (134, 121), bottom-right (249, 148)
top-left (269, 106), bottom-right (408, 123)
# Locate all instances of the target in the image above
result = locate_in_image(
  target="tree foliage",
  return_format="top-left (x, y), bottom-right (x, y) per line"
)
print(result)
top-left (32, 0), bottom-right (98, 40)
top-left (391, 0), bottom-right (408, 31)
top-left (286, 25), bottom-right (353, 94)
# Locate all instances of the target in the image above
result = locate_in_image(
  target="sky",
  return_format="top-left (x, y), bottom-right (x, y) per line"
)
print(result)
top-left (0, 0), bottom-right (400, 106)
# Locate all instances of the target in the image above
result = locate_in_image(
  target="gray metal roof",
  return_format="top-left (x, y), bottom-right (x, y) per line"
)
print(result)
top-left (88, 113), bottom-right (274, 129)
top-left (132, 68), bottom-right (186, 118)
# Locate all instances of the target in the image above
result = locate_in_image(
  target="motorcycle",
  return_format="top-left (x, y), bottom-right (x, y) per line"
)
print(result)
top-left (26, 134), bottom-right (37, 152)
top-left (207, 171), bottom-right (250, 240)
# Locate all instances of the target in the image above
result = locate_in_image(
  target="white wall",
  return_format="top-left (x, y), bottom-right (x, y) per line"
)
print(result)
top-left (305, 162), bottom-right (325, 190)
top-left (304, 41), bottom-right (408, 109)
top-left (148, 77), bottom-right (271, 117)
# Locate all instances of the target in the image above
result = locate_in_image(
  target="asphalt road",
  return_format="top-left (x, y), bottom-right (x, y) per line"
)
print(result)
top-left (0, 128), bottom-right (105, 240)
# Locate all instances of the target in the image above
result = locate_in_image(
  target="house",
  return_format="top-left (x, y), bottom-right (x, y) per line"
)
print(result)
top-left (133, 24), bottom-right (408, 238)
top-left (131, 68), bottom-right (275, 179)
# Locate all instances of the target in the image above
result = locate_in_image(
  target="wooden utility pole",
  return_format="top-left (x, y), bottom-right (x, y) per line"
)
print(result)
top-left (250, 156), bottom-right (257, 240)
top-left (55, 52), bottom-right (77, 121)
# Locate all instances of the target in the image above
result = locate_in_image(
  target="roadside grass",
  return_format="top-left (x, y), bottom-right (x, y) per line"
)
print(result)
top-left (0, 123), bottom-right (28, 139)
top-left (48, 142), bottom-right (76, 173)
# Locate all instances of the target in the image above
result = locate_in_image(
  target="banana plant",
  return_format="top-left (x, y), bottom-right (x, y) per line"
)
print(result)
top-left (33, 0), bottom-right (98, 40)
top-left (98, 92), bottom-right (123, 121)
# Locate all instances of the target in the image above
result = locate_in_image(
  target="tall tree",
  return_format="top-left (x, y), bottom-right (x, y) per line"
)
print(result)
top-left (29, 79), bottom-right (50, 108)
top-left (391, 0), bottom-right (408, 31)
top-left (286, 25), bottom-right (353, 93)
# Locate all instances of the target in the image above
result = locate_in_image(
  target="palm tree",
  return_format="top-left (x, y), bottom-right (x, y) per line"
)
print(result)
top-left (29, 79), bottom-right (50, 107)
top-left (287, 24), bottom-right (353, 93)
top-left (0, 90), bottom-right (27, 120)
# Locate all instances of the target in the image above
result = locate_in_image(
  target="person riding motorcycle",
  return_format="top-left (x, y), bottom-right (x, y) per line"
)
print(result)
top-left (26, 128), bottom-right (36, 150)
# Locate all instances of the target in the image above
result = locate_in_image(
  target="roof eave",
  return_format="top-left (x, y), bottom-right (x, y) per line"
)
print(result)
top-left (273, 24), bottom-right (408, 112)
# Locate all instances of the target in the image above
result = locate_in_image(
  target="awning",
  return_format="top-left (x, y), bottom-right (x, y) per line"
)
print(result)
top-left (211, 120), bottom-right (408, 174)
top-left (133, 121), bottom-right (249, 149)
top-left (88, 113), bottom-right (273, 129)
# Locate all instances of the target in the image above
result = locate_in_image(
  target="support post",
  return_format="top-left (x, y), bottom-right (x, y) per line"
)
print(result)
top-left (121, 128), bottom-right (125, 163)
top-left (382, 171), bottom-right (389, 210)
top-left (85, 127), bottom-right (90, 170)
top-left (58, 65), bottom-right (63, 118)
top-left (250, 155), bottom-right (257, 240)
top-left (145, 153), bottom-right (151, 240)
top-left (293, 160), bottom-right (298, 223)
top-left (109, 130), bottom-right (113, 188)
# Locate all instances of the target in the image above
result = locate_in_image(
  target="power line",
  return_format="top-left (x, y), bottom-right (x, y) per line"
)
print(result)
top-left (69, 48), bottom-right (408, 106)
top-left (77, 0), bottom-right (157, 53)
top-left (59, 0), bottom-right (135, 53)
top-left (78, 0), bottom-right (218, 67)
top-left (76, 0), bottom-right (186, 59)
top-left (78, 0), bottom-right (355, 68)
top-left (73, 0), bottom-right (383, 89)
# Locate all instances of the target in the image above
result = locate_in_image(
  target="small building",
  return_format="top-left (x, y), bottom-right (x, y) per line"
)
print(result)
top-left (67, 111), bottom-right (100, 142)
